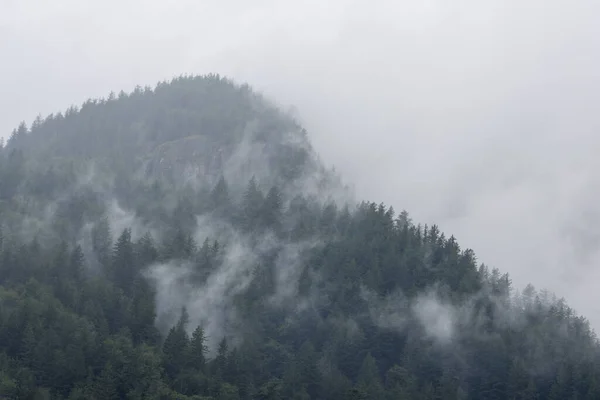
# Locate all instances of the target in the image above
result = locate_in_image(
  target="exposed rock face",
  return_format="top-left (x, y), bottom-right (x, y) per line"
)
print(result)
top-left (143, 135), bottom-right (225, 189)
top-left (141, 120), bottom-right (318, 195)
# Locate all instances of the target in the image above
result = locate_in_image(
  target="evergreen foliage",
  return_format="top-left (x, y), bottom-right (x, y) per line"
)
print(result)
top-left (0, 75), bottom-right (597, 399)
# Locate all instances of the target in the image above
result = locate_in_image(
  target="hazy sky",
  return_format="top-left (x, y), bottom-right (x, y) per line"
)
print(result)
top-left (3, 0), bottom-right (600, 324)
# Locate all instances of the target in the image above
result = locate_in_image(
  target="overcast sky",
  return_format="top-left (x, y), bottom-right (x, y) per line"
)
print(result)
top-left (3, 0), bottom-right (600, 325)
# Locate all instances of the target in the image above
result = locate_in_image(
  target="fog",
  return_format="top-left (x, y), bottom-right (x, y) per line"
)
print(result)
top-left (3, 0), bottom-right (600, 326)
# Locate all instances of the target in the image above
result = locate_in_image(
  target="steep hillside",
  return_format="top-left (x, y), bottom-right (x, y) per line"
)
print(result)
top-left (0, 75), bottom-right (598, 400)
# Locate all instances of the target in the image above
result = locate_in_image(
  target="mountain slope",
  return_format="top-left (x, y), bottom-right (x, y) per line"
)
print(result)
top-left (0, 75), bottom-right (598, 400)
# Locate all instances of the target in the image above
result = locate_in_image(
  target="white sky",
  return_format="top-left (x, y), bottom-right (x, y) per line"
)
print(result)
top-left (3, 0), bottom-right (600, 325)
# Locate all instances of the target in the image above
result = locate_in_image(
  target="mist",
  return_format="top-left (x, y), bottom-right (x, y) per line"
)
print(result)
top-left (3, 0), bottom-right (600, 326)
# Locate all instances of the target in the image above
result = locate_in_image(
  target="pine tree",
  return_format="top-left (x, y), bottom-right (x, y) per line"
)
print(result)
top-left (210, 175), bottom-right (231, 217)
top-left (357, 352), bottom-right (384, 399)
top-left (19, 323), bottom-right (36, 368)
top-left (165, 228), bottom-right (196, 260)
top-left (135, 232), bottom-right (158, 268)
top-left (130, 277), bottom-right (158, 344)
top-left (295, 341), bottom-right (320, 398)
top-left (69, 245), bottom-right (85, 283)
top-left (91, 217), bottom-right (112, 268)
top-left (188, 325), bottom-right (208, 372)
top-left (262, 185), bottom-right (283, 232)
top-left (92, 363), bottom-right (119, 400)
top-left (162, 307), bottom-right (190, 380)
top-left (111, 228), bottom-right (136, 294)
top-left (242, 177), bottom-right (264, 232)
top-left (214, 336), bottom-right (229, 378)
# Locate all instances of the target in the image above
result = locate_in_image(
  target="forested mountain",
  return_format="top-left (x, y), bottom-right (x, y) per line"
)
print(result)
top-left (0, 74), bottom-right (598, 399)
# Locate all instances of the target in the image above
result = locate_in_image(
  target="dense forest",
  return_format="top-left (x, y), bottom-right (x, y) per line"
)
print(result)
top-left (0, 74), bottom-right (598, 399)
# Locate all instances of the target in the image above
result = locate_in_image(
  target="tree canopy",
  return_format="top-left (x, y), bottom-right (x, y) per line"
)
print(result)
top-left (0, 74), bottom-right (597, 399)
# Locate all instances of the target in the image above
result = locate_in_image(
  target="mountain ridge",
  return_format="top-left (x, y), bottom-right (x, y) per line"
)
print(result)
top-left (0, 74), bottom-right (597, 399)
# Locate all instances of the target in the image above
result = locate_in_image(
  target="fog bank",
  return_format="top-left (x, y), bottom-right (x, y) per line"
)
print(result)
top-left (3, 0), bottom-right (600, 325)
